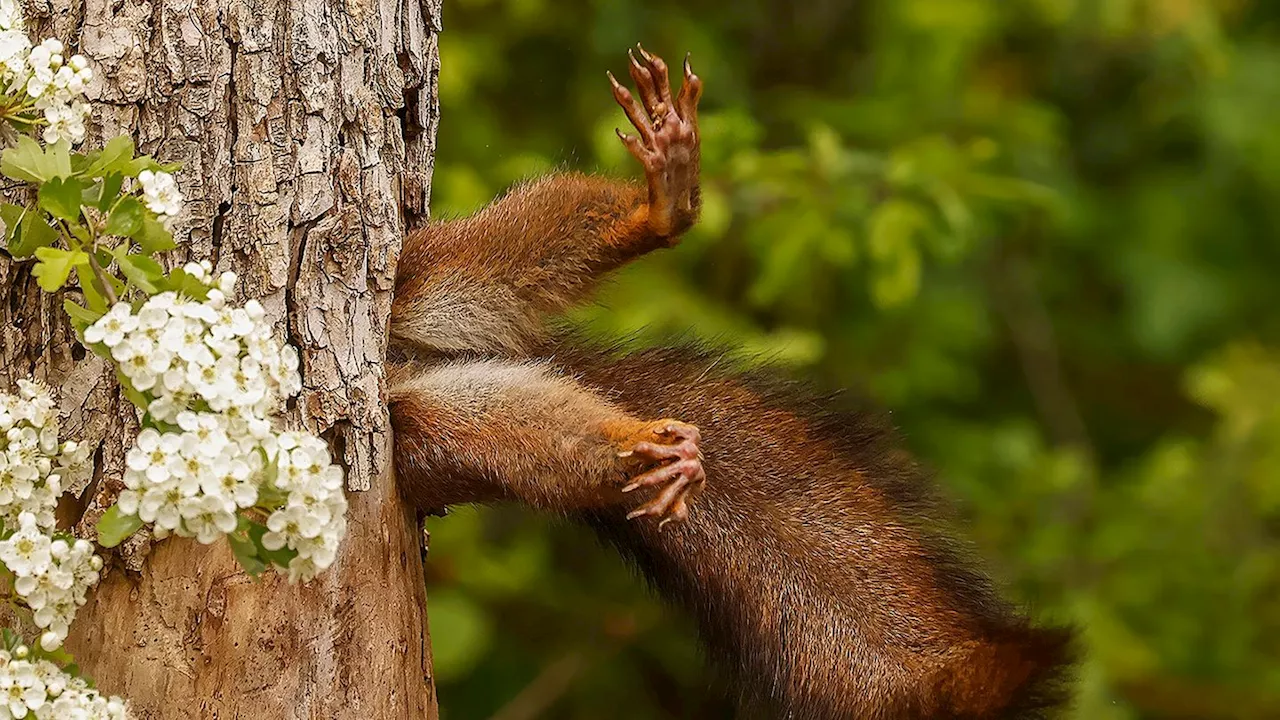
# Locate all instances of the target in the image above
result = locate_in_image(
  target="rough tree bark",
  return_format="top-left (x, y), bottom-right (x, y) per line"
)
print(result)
top-left (0, 0), bottom-right (441, 717)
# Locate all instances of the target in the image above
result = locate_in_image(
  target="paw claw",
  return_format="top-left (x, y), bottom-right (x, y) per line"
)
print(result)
top-left (618, 419), bottom-right (705, 526)
top-left (609, 45), bottom-right (701, 238)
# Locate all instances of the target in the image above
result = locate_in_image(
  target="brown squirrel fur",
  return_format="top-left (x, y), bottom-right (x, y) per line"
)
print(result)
top-left (388, 46), bottom-right (1074, 719)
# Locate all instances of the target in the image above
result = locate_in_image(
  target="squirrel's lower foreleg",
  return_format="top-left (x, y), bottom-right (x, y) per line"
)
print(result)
top-left (388, 358), bottom-right (704, 523)
top-left (391, 48), bottom-right (703, 356)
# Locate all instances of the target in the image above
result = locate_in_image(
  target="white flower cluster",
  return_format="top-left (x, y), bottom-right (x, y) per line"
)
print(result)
top-left (87, 266), bottom-right (346, 583)
top-left (137, 170), bottom-right (182, 220)
top-left (0, 515), bottom-right (101, 651)
top-left (0, 0), bottom-right (93, 145)
top-left (85, 265), bottom-right (302, 418)
top-left (261, 432), bottom-right (347, 583)
top-left (0, 648), bottom-right (130, 719)
top-left (0, 381), bottom-right (86, 530)
top-left (0, 382), bottom-right (100, 651)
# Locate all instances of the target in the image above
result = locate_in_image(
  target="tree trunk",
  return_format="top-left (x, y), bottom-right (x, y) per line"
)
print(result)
top-left (0, 0), bottom-right (441, 717)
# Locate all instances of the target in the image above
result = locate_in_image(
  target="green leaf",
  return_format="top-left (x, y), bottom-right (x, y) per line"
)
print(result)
top-left (1, 135), bottom-right (48, 183)
top-left (37, 177), bottom-right (86, 222)
top-left (228, 528), bottom-right (268, 577)
top-left (96, 506), bottom-right (144, 547)
top-left (31, 247), bottom-right (88, 292)
top-left (31, 643), bottom-right (76, 669)
top-left (256, 479), bottom-right (288, 509)
top-left (82, 136), bottom-right (136, 178)
top-left (45, 141), bottom-right (73, 179)
top-left (82, 174), bottom-right (125, 212)
top-left (161, 267), bottom-right (210, 301)
top-left (99, 174), bottom-right (124, 211)
top-left (104, 196), bottom-right (144, 237)
top-left (115, 251), bottom-right (164, 293)
top-left (247, 521), bottom-right (297, 569)
top-left (78, 269), bottom-right (107, 312)
top-left (0, 203), bottom-right (26, 245)
top-left (123, 156), bottom-right (180, 177)
top-left (76, 258), bottom-right (124, 313)
top-left (63, 299), bottom-right (103, 331)
top-left (116, 369), bottom-right (150, 410)
top-left (135, 215), bottom-right (176, 253)
top-left (867, 199), bottom-right (928, 308)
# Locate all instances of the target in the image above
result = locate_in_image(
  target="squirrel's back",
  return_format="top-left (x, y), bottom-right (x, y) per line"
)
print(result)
top-left (550, 342), bottom-right (1075, 720)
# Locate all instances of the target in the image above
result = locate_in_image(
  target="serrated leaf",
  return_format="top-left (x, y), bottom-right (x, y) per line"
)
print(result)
top-left (31, 247), bottom-right (88, 292)
top-left (96, 505), bottom-right (143, 547)
top-left (0, 202), bottom-right (25, 242)
top-left (161, 267), bottom-right (210, 301)
top-left (82, 136), bottom-right (136, 178)
top-left (136, 215), bottom-right (175, 253)
top-left (122, 155), bottom-right (178, 178)
top-left (115, 251), bottom-right (164, 293)
top-left (96, 174), bottom-right (124, 211)
top-left (1, 135), bottom-right (47, 183)
top-left (256, 479), bottom-right (288, 509)
top-left (37, 177), bottom-right (86, 223)
top-left (78, 268), bottom-right (106, 312)
top-left (63, 299), bottom-right (103, 332)
top-left (227, 517), bottom-right (267, 573)
top-left (104, 196), bottom-right (144, 237)
top-left (10, 216), bottom-right (59, 259)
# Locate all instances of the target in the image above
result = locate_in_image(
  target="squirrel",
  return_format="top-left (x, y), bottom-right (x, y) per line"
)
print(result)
top-left (387, 46), bottom-right (1075, 719)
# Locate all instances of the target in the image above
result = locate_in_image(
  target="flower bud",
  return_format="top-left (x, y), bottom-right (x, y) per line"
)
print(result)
top-left (39, 631), bottom-right (60, 651)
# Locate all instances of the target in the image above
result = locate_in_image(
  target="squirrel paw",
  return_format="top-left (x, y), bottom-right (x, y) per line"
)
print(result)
top-left (618, 420), bottom-right (706, 528)
top-left (607, 45), bottom-right (703, 240)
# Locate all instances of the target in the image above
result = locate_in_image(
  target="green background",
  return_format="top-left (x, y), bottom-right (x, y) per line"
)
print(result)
top-left (422, 0), bottom-right (1280, 717)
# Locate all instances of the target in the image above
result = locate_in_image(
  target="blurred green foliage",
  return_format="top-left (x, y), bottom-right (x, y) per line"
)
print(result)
top-left (423, 0), bottom-right (1280, 717)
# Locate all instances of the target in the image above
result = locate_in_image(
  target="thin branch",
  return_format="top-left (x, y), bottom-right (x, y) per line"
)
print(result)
top-left (85, 246), bottom-right (118, 305)
top-left (486, 651), bottom-right (588, 720)
top-left (989, 250), bottom-right (1093, 460)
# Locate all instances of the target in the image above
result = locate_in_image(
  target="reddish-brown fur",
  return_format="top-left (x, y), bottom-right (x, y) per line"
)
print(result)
top-left (387, 47), bottom-right (1074, 718)
top-left (555, 343), bottom-right (1074, 719)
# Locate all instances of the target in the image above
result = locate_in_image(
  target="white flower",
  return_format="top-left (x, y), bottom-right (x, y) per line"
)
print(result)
top-left (24, 38), bottom-right (62, 99)
top-left (41, 98), bottom-right (87, 145)
top-left (0, 29), bottom-right (29, 80)
top-left (166, 318), bottom-right (215, 367)
top-left (0, 513), bottom-right (51, 576)
top-left (125, 428), bottom-right (181, 486)
top-left (0, 0), bottom-right (24, 32)
top-left (137, 170), bottom-right (182, 218)
top-left (179, 495), bottom-right (236, 544)
top-left (206, 458), bottom-right (257, 509)
top-left (166, 448), bottom-right (209, 498)
top-left (136, 481), bottom-right (183, 531)
top-left (115, 489), bottom-right (140, 516)
top-left (217, 272), bottom-right (237, 295)
top-left (262, 505), bottom-right (322, 549)
top-left (175, 412), bottom-right (229, 459)
top-left (0, 658), bottom-right (133, 719)
top-left (60, 269), bottom-right (345, 584)
top-left (83, 303), bottom-right (137, 347)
